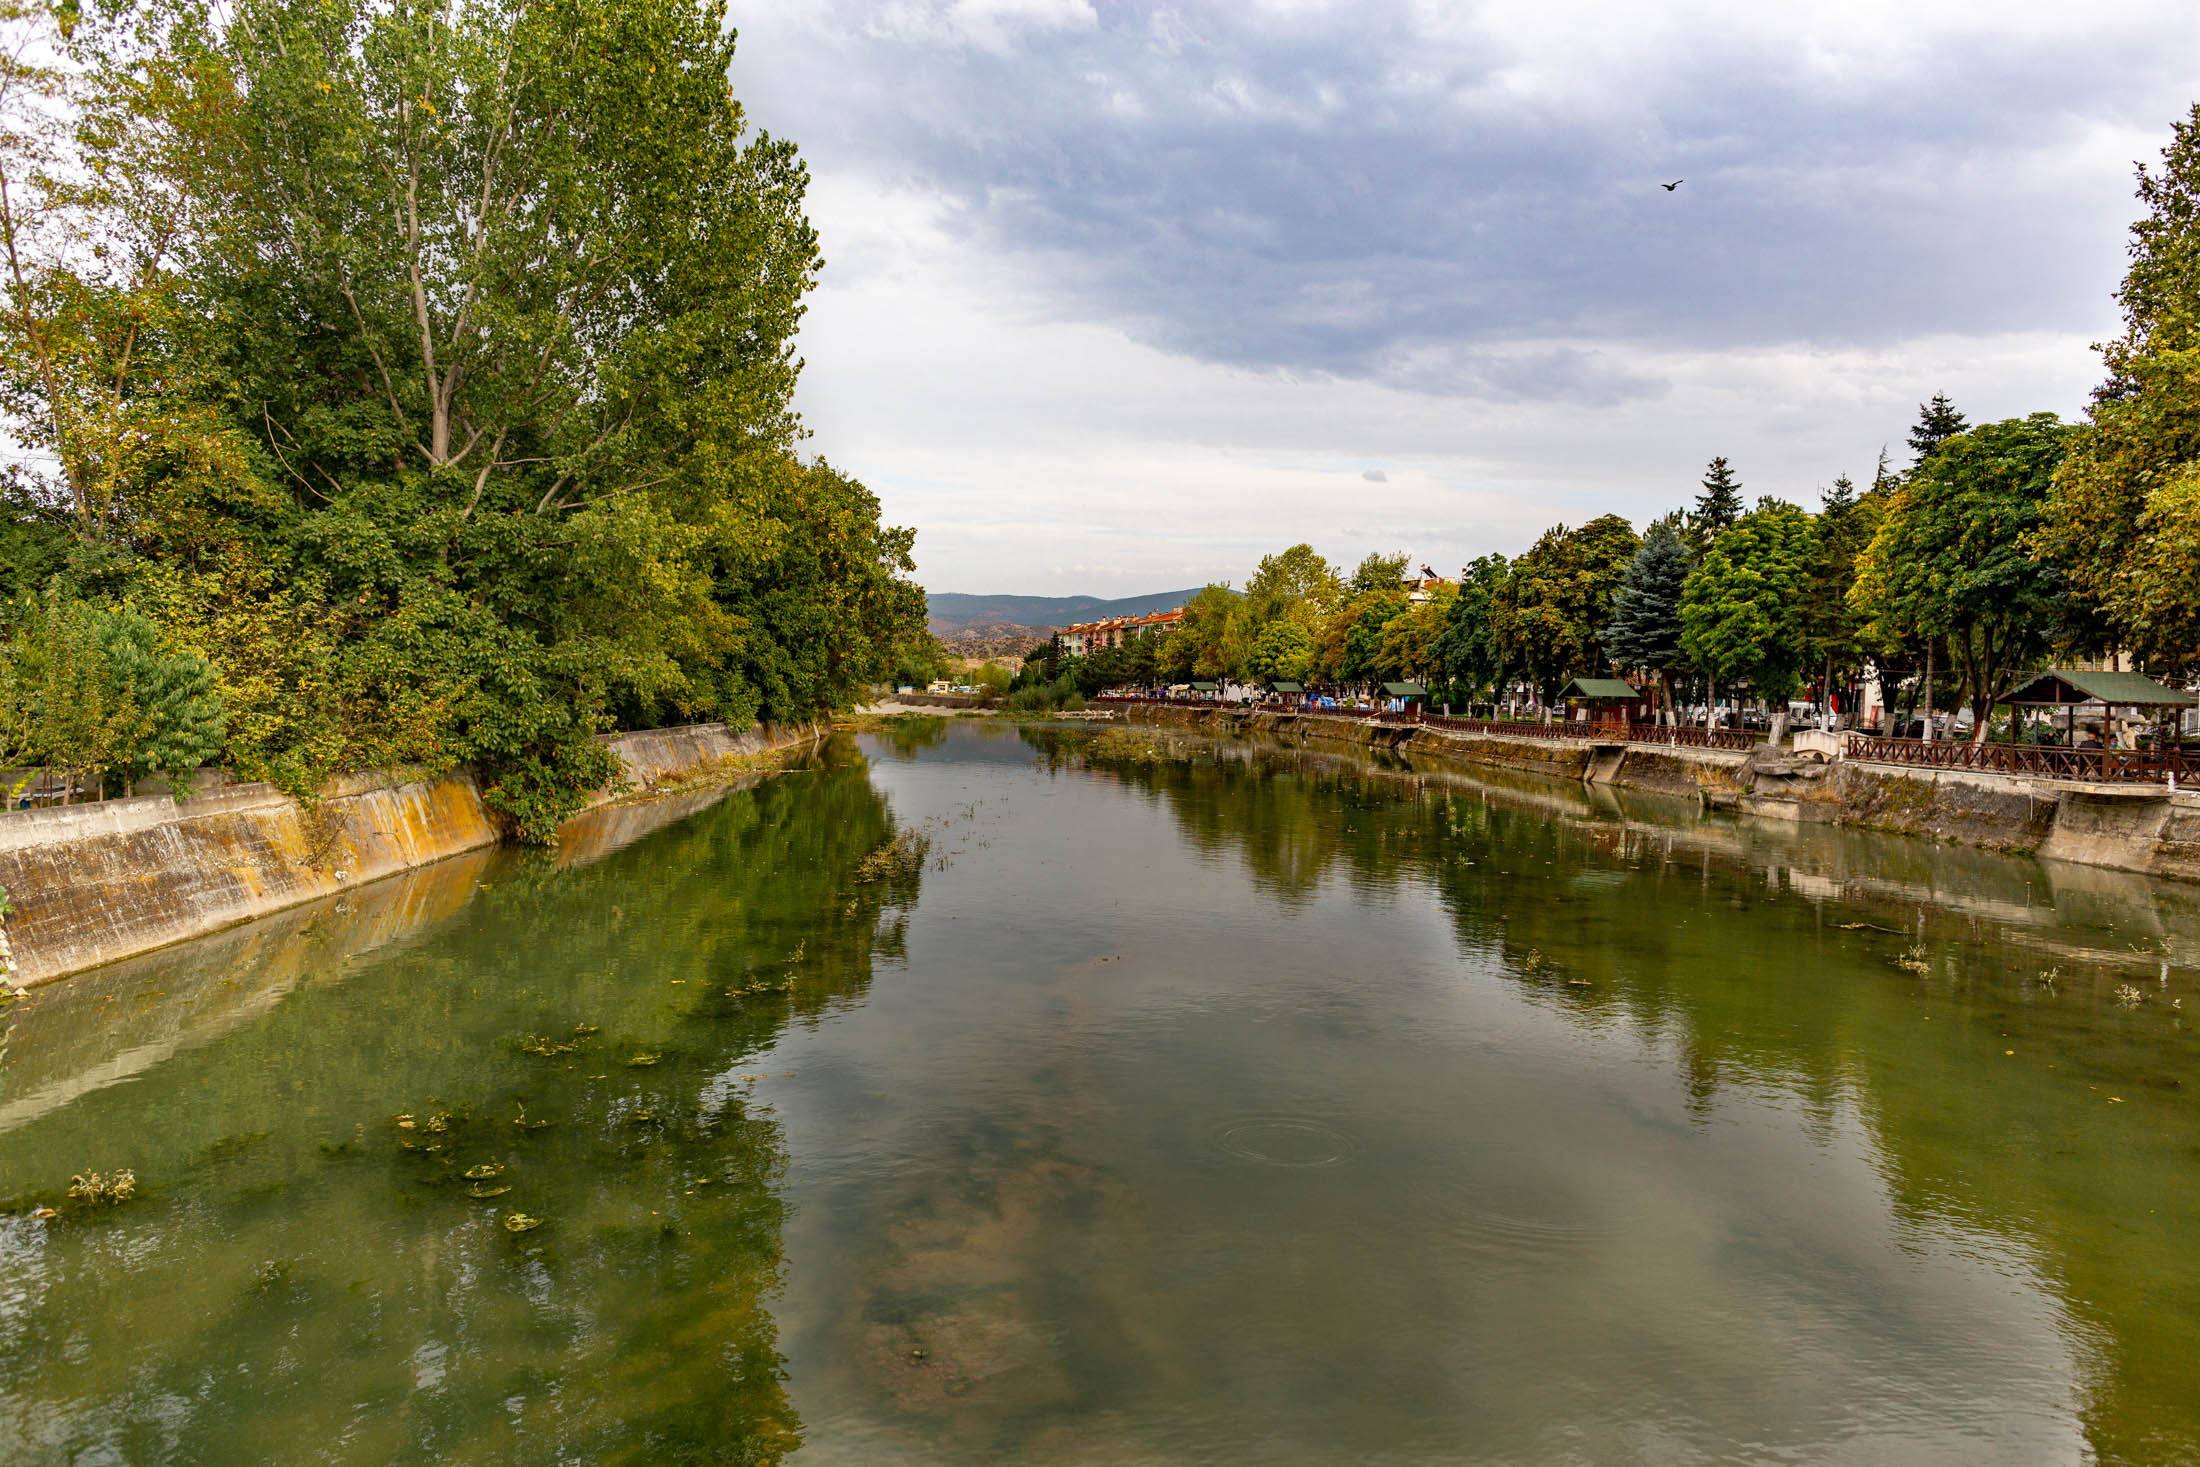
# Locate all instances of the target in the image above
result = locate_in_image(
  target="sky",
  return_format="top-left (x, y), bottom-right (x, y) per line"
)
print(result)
top-left (727, 0), bottom-right (2200, 597)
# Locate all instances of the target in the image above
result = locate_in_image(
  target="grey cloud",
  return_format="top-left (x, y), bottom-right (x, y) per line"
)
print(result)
top-left (735, 3), bottom-right (2192, 402)
top-left (1361, 469), bottom-right (1386, 482)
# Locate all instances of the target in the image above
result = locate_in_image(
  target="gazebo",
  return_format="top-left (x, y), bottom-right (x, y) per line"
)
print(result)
top-left (2002, 670), bottom-right (2195, 750)
top-left (1187, 680), bottom-right (1221, 701)
top-left (1378, 681), bottom-right (1427, 714)
top-left (1560, 677), bottom-right (1650, 738)
top-left (1266, 680), bottom-right (1307, 707)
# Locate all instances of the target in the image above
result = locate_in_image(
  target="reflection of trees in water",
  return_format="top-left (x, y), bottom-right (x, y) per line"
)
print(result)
top-left (1066, 727), bottom-right (2200, 1465)
top-left (870, 714), bottom-right (953, 761)
top-left (0, 754), bottom-right (919, 1465)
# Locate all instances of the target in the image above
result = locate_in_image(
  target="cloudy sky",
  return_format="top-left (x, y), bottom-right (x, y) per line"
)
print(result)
top-left (728, 1), bottom-right (2200, 596)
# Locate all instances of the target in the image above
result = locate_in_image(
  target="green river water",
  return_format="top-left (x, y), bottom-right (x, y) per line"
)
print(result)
top-left (3, 719), bottom-right (2199, 1465)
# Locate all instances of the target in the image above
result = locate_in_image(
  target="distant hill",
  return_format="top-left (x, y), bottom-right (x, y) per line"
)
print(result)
top-left (927, 589), bottom-right (1202, 638)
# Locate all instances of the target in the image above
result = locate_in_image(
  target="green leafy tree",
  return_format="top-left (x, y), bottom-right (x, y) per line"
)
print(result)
top-left (1801, 474), bottom-right (1881, 716)
top-left (1681, 499), bottom-right (1817, 711)
top-left (1907, 394), bottom-right (1970, 467)
top-left (2039, 104), bottom-right (2200, 678)
top-left (1602, 517), bottom-right (1692, 718)
top-left (1244, 544), bottom-right (1343, 627)
top-left (1338, 588), bottom-right (1407, 685)
top-left (1347, 551), bottom-right (1410, 596)
top-left (1490, 516), bottom-right (1639, 703)
top-left (99, 608), bottom-right (224, 795)
top-left (1377, 584), bottom-right (1455, 690)
top-left (1248, 618), bottom-right (1313, 684)
top-left (1432, 553), bottom-right (1508, 705)
top-left (1851, 415), bottom-right (2076, 739)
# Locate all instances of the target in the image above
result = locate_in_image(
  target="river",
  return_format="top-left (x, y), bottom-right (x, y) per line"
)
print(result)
top-left (2, 719), bottom-right (2197, 1464)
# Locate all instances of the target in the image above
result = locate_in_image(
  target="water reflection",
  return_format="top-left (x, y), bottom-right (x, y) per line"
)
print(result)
top-left (0, 737), bottom-right (918, 1465)
top-left (1025, 721), bottom-right (2200, 1464)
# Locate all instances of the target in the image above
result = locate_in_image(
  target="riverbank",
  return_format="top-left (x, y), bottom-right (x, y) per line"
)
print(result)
top-left (1111, 703), bottom-right (2200, 883)
top-left (0, 721), bottom-right (823, 988)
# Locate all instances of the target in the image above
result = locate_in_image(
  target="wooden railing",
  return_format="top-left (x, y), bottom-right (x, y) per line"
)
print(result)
top-left (1844, 734), bottom-right (2195, 784)
top-left (1420, 714), bottom-right (1587, 741)
top-left (1626, 722), bottom-right (1762, 752)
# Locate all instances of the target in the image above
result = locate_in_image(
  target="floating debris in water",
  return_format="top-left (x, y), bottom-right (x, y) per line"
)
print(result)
top-left (31, 1207), bottom-right (57, 1221)
top-left (503, 1212), bottom-right (542, 1233)
top-left (67, 1170), bottom-right (136, 1206)
top-left (626, 1054), bottom-right (660, 1066)
top-left (463, 1164), bottom-right (505, 1180)
top-left (1892, 947), bottom-right (1931, 976)
top-left (468, 1185), bottom-right (512, 1199)
top-left (519, 1035), bottom-right (580, 1056)
top-left (424, 1113), bottom-right (453, 1133)
top-left (572, 1024), bottom-right (599, 1036)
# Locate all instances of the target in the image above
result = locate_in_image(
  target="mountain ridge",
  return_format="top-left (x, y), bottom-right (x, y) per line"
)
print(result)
top-left (927, 588), bottom-right (1201, 637)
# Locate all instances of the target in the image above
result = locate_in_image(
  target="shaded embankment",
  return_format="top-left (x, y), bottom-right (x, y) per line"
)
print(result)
top-left (0, 722), bottom-right (820, 987)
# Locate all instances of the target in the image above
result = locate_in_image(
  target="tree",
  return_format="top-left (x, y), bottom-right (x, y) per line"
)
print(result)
top-left (0, 0), bottom-right (927, 834)
top-left (1248, 618), bottom-right (1313, 684)
top-left (1687, 457), bottom-right (1743, 554)
top-left (1491, 516), bottom-right (1639, 704)
top-left (1681, 498), bottom-right (1817, 715)
top-left (2039, 104), bottom-right (2200, 679)
top-left (1347, 551), bottom-right (1410, 596)
top-left (1801, 474), bottom-right (1882, 721)
top-left (99, 608), bottom-right (224, 794)
top-left (1244, 544), bottom-right (1342, 627)
top-left (1907, 394), bottom-right (1969, 467)
top-left (1851, 415), bottom-right (2076, 740)
top-left (1603, 518), bottom-right (1692, 719)
top-left (1377, 584), bottom-right (1455, 690)
top-left (1432, 553), bottom-right (1508, 705)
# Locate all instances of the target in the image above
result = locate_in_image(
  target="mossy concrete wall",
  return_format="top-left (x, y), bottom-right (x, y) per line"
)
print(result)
top-left (1113, 704), bottom-right (2199, 882)
top-left (0, 721), bottom-right (821, 988)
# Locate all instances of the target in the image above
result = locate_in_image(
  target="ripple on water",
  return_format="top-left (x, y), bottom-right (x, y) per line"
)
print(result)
top-left (1209, 1117), bottom-right (1359, 1168)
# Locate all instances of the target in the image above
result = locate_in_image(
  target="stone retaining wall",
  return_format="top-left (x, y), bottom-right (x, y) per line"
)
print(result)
top-left (0, 722), bottom-right (822, 988)
top-left (1113, 703), bottom-right (2200, 883)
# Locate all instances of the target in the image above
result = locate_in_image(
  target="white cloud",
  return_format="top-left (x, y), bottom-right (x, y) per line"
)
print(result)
top-left (730, 1), bottom-right (2200, 594)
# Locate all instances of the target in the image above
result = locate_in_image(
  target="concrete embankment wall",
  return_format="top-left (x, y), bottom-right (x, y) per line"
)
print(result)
top-left (0, 721), bottom-right (820, 988)
top-left (1114, 704), bottom-right (2200, 883)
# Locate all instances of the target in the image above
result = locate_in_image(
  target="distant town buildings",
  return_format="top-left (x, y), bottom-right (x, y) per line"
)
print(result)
top-left (1059, 607), bottom-right (1185, 657)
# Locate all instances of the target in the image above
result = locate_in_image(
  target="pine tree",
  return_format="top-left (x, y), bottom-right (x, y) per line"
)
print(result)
top-left (1687, 457), bottom-right (1743, 554)
top-left (1907, 393), bottom-right (1969, 466)
top-left (1603, 519), bottom-right (1693, 719)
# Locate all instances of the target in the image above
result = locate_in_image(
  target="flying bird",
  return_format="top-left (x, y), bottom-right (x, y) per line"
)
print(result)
top-left (1661, 180), bottom-right (1683, 191)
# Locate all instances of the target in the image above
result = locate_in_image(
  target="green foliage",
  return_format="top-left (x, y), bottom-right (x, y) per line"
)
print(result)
top-left (1602, 519), bottom-right (1692, 688)
top-left (1248, 618), bottom-right (1313, 684)
top-left (2040, 107), bottom-right (2200, 677)
top-left (0, 0), bottom-right (927, 834)
top-left (1688, 457), bottom-right (1743, 554)
top-left (1, 584), bottom-right (222, 799)
top-left (1433, 554), bottom-right (1508, 703)
top-left (1002, 673), bottom-right (1084, 715)
top-left (1681, 498), bottom-right (1817, 704)
top-left (1491, 516), bottom-right (1638, 700)
top-left (479, 738), bottom-right (625, 846)
top-left (1908, 394), bottom-right (1969, 468)
top-left (1347, 551), bottom-right (1410, 596)
top-left (1852, 415), bottom-right (2076, 726)
top-left (1245, 544), bottom-right (1342, 625)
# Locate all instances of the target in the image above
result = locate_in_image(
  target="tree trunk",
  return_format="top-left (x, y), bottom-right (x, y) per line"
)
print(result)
top-left (1920, 640), bottom-right (1935, 740)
